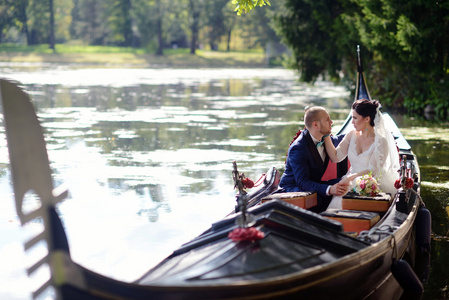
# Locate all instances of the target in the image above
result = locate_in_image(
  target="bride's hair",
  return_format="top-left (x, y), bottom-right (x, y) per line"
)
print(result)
top-left (352, 99), bottom-right (380, 126)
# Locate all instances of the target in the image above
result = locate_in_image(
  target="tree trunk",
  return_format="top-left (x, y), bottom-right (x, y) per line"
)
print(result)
top-left (123, 0), bottom-right (133, 47)
top-left (49, 0), bottom-right (55, 51)
top-left (189, 0), bottom-right (199, 55)
top-left (19, 0), bottom-right (30, 45)
top-left (88, 1), bottom-right (97, 45)
top-left (156, 0), bottom-right (163, 55)
top-left (226, 29), bottom-right (232, 52)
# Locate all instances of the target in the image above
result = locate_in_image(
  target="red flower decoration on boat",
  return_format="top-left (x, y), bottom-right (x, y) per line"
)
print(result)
top-left (228, 227), bottom-right (265, 242)
top-left (405, 178), bottom-right (414, 189)
top-left (394, 178), bottom-right (414, 190)
top-left (242, 177), bottom-right (254, 189)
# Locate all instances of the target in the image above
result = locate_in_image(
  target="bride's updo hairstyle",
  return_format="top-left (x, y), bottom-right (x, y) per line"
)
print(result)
top-left (352, 99), bottom-right (380, 127)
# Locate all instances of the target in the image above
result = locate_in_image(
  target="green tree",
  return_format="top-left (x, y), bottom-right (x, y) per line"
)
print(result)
top-left (155, 0), bottom-right (164, 55)
top-left (133, 0), bottom-right (188, 54)
top-left (274, 0), bottom-right (449, 117)
top-left (348, 0), bottom-right (449, 115)
top-left (204, 0), bottom-right (228, 50)
top-left (16, 0), bottom-right (29, 44)
top-left (188, 0), bottom-right (204, 54)
top-left (53, 0), bottom-right (73, 43)
top-left (108, 0), bottom-right (134, 46)
top-left (27, 0), bottom-right (50, 45)
top-left (70, 0), bottom-right (109, 45)
top-left (0, 0), bottom-right (33, 44)
top-left (1, 0), bottom-right (71, 46)
top-left (164, 1), bottom-right (189, 49)
top-left (232, 0), bottom-right (271, 16)
top-left (274, 0), bottom-right (353, 82)
top-left (237, 0), bottom-right (283, 52)
top-left (0, 0), bottom-right (16, 43)
top-left (223, 1), bottom-right (238, 51)
top-left (132, 0), bottom-right (158, 51)
top-left (49, 0), bottom-right (55, 50)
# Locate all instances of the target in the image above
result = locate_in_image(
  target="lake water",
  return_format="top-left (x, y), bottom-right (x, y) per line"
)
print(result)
top-left (0, 64), bottom-right (448, 299)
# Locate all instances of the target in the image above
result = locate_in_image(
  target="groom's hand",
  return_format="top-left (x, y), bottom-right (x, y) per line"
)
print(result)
top-left (330, 182), bottom-right (349, 196)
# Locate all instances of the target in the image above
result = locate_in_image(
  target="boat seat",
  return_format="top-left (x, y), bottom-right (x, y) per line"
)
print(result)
top-left (341, 192), bottom-right (392, 213)
top-left (321, 209), bottom-right (381, 234)
top-left (260, 191), bottom-right (317, 209)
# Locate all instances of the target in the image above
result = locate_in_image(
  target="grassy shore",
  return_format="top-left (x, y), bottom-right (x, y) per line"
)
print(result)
top-left (0, 44), bottom-right (271, 68)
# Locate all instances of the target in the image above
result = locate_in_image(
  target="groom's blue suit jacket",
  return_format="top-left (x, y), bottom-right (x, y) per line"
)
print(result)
top-left (280, 129), bottom-right (344, 197)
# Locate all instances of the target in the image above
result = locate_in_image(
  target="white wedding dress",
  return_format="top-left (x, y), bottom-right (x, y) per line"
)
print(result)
top-left (327, 129), bottom-right (400, 210)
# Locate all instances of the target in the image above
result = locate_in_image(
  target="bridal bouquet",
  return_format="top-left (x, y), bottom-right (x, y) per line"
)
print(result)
top-left (353, 172), bottom-right (381, 197)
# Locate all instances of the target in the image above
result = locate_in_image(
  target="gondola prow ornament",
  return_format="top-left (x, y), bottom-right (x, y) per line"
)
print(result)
top-left (229, 161), bottom-right (264, 242)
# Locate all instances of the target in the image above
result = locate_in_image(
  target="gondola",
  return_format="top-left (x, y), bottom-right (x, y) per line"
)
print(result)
top-left (0, 46), bottom-right (430, 300)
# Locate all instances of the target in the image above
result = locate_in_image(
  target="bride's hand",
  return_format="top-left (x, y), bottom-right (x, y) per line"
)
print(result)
top-left (345, 173), bottom-right (358, 182)
top-left (340, 174), bottom-right (355, 185)
top-left (339, 174), bottom-right (356, 194)
top-left (330, 181), bottom-right (350, 196)
top-left (340, 177), bottom-right (351, 185)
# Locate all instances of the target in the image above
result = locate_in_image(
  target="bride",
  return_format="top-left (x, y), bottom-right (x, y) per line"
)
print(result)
top-left (324, 99), bottom-right (400, 209)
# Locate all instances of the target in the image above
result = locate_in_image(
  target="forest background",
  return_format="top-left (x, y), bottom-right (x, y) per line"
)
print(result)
top-left (0, 0), bottom-right (448, 119)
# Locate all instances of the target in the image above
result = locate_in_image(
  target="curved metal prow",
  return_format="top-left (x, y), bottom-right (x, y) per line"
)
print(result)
top-left (355, 45), bottom-right (372, 101)
top-left (336, 46), bottom-right (373, 177)
top-left (357, 45), bottom-right (363, 73)
top-left (0, 79), bottom-right (82, 299)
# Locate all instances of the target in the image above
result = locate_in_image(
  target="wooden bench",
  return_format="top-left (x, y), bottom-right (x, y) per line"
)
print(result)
top-left (262, 191), bottom-right (317, 209)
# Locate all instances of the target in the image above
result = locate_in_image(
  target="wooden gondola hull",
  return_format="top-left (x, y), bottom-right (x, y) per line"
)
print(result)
top-left (56, 229), bottom-right (416, 300)
top-left (52, 179), bottom-right (420, 300)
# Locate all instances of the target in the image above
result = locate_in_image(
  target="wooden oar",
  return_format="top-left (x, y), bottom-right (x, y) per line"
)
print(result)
top-left (0, 79), bottom-right (83, 299)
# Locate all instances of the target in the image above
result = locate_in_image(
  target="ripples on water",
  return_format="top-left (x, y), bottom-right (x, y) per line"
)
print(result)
top-left (0, 64), bottom-right (447, 299)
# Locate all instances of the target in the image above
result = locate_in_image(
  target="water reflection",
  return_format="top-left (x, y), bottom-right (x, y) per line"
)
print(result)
top-left (24, 74), bottom-right (350, 212)
top-left (0, 66), bottom-right (448, 299)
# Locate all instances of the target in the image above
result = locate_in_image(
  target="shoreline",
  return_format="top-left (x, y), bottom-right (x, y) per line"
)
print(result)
top-left (0, 51), bottom-right (275, 69)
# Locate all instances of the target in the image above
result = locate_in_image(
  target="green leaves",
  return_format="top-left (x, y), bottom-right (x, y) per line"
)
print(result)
top-left (232, 0), bottom-right (271, 16)
top-left (275, 0), bottom-right (449, 118)
top-left (395, 15), bottom-right (419, 52)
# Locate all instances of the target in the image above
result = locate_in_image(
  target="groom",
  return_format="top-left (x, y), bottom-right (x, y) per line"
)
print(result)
top-left (279, 106), bottom-right (348, 213)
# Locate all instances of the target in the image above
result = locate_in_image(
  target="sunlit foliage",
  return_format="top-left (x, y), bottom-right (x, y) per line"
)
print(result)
top-left (232, 0), bottom-right (271, 15)
top-left (274, 0), bottom-right (449, 118)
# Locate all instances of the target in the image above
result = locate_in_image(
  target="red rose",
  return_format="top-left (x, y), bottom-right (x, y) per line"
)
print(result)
top-left (405, 178), bottom-right (414, 189)
top-left (242, 178), bottom-right (254, 189)
top-left (359, 180), bottom-right (366, 189)
top-left (228, 227), bottom-right (265, 242)
top-left (394, 179), bottom-right (402, 189)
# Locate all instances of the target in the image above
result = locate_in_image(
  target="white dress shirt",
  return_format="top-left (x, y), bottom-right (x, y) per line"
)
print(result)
top-left (310, 134), bottom-right (331, 196)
